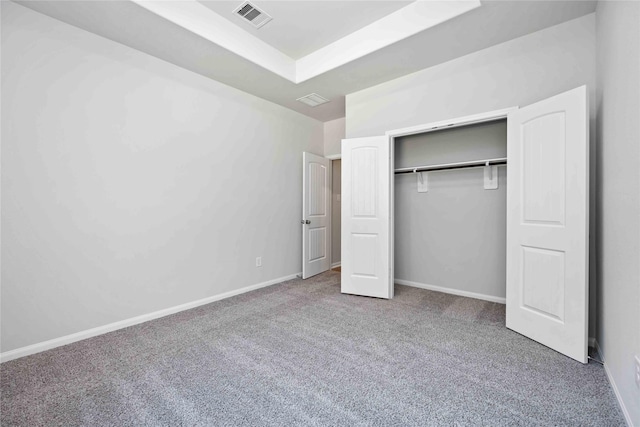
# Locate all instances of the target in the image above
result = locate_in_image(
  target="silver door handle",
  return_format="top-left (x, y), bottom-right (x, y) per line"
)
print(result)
top-left (301, 220), bottom-right (310, 224)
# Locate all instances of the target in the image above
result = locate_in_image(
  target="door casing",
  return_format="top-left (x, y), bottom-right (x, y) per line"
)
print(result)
top-left (384, 107), bottom-right (518, 297)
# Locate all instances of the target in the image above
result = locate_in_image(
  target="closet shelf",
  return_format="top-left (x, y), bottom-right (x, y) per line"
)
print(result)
top-left (394, 157), bottom-right (507, 174)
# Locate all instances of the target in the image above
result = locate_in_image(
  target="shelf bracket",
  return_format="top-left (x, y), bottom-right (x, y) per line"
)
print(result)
top-left (417, 171), bottom-right (428, 192)
top-left (484, 164), bottom-right (498, 190)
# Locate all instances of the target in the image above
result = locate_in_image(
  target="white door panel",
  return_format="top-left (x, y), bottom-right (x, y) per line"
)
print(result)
top-left (302, 152), bottom-right (331, 279)
top-left (341, 136), bottom-right (392, 299)
top-left (506, 86), bottom-right (589, 363)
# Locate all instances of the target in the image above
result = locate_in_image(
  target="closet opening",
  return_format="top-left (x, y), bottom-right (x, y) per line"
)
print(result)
top-left (393, 119), bottom-right (508, 304)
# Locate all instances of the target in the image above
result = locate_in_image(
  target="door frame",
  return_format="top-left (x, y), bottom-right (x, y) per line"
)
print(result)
top-left (320, 155), bottom-right (342, 271)
top-left (384, 107), bottom-right (518, 295)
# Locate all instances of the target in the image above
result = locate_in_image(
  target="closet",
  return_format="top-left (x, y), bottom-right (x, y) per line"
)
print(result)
top-left (393, 120), bottom-right (507, 303)
top-left (340, 86), bottom-right (589, 363)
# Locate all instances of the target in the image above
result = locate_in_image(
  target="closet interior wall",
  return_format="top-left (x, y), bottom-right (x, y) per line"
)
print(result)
top-left (394, 120), bottom-right (508, 301)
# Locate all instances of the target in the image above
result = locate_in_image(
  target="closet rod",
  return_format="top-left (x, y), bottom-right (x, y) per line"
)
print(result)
top-left (394, 157), bottom-right (507, 175)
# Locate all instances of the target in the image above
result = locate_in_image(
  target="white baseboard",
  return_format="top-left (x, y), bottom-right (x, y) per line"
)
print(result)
top-left (395, 279), bottom-right (506, 304)
top-left (593, 339), bottom-right (634, 427)
top-left (0, 273), bottom-right (300, 364)
top-left (331, 262), bottom-right (341, 268)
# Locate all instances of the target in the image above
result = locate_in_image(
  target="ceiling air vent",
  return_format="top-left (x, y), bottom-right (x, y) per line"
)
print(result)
top-left (233, 1), bottom-right (272, 29)
top-left (296, 93), bottom-right (330, 107)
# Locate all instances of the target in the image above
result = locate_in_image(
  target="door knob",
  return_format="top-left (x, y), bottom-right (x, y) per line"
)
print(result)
top-left (301, 220), bottom-right (311, 224)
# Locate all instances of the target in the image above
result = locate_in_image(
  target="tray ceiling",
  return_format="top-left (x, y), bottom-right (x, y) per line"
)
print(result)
top-left (15, 0), bottom-right (597, 122)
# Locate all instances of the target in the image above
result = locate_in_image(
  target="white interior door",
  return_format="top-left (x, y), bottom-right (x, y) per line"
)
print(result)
top-left (341, 136), bottom-right (393, 299)
top-left (302, 152), bottom-right (332, 279)
top-left (506, 86), bottom-right (589, 363)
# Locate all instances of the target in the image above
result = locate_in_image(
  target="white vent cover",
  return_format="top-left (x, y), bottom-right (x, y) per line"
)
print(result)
top-left (296, 93), bottom-right (330, 107)
top-left (233, 1), bottom-right (272, 29)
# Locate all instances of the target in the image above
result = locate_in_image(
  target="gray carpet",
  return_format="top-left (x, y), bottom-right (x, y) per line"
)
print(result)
top-left (1, 271), bottom-right (625, 426)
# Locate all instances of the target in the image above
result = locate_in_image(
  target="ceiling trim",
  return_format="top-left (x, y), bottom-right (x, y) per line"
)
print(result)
top-left (296, 1), bottom-right (480, 83)
top-left (132, 0), bottom-right (481, 84)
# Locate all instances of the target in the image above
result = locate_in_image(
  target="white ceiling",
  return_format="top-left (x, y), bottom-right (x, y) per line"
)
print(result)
top-left (199, 1), bottom-right (415, 59)
top-left (15, 1), bottom-right (597, 123)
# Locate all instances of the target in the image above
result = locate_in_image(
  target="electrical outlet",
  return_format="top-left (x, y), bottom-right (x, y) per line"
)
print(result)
top-left (635, 355), bottom-right (640, 388)
top-left (256, 257), bottom-right (262, 267)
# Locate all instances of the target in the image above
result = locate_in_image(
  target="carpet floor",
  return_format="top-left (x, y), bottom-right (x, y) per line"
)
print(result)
top-left (1, 271), bottom-right (625, 426)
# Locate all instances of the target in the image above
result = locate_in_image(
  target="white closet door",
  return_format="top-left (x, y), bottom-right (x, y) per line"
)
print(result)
top-left (341, 136), bottom-right (393, 299)
top-left (506, 86), bottom-right (589, 363)
top-left (302, 152), bottom-right (332, 279)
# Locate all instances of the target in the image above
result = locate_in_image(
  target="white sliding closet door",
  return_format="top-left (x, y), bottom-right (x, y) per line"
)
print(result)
top-left (506, 86), bottom-right (589, 363)
top-left (341, 136), bottom-right (393, 299)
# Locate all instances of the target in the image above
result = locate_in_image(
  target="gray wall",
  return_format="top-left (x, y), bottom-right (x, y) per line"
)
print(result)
top-left (331, 160), bottom-right (341, 265)
top-left (395, 122), bottom-right (506, 299)
top-left (596, 1), bottom-right (640, 423)
top-left (1, 2), bottom-right (324, 353)
top-left (324, 118), bottom-right (345, 158)
top-left (345, 14), bottom-right (596, 139)
top-left (346, 14), bottom-right (596, 335)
